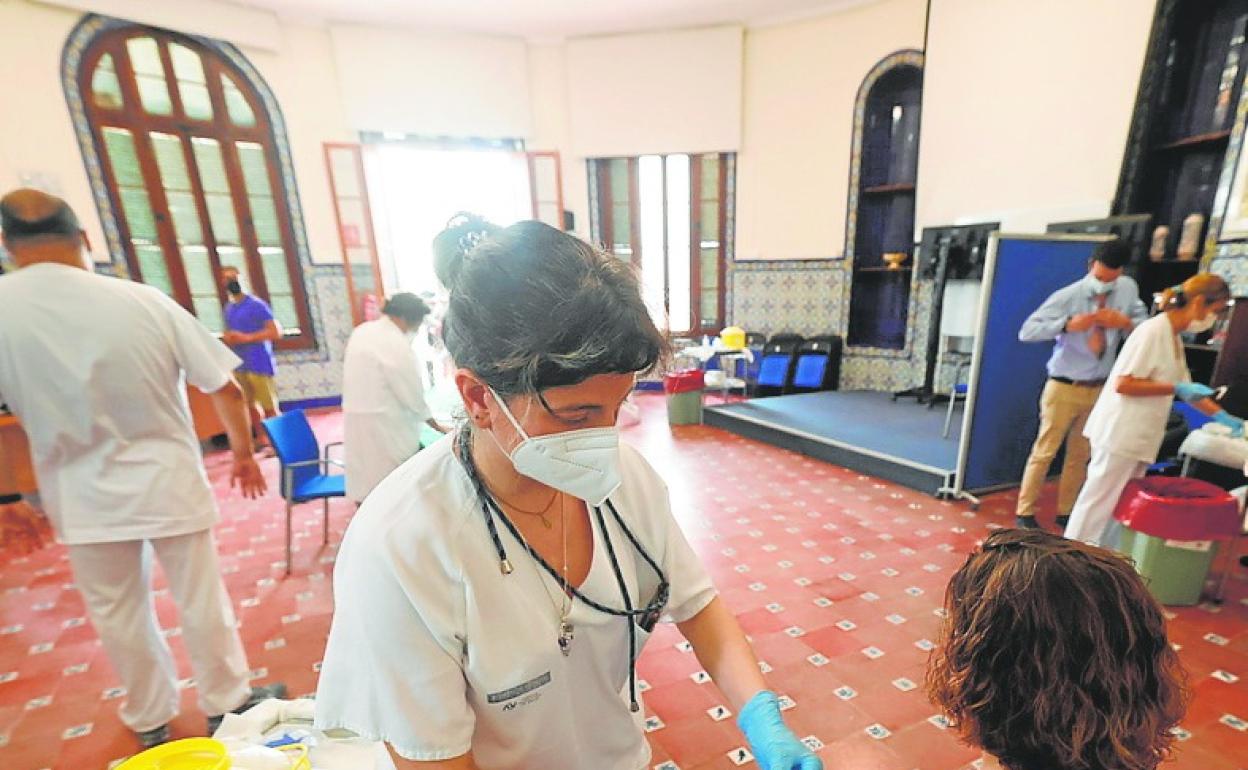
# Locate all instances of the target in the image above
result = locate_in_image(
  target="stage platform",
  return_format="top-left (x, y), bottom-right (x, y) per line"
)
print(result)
top-left (703, 391), bottom-right (959, 495)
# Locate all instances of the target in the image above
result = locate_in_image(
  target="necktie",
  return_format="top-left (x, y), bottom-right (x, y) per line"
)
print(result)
top-left (1088, 293), bottom-right (1108, 358)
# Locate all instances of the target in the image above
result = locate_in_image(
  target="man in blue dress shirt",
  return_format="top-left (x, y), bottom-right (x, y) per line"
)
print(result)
top-left (1015, 240), bottom-right (1149, 529)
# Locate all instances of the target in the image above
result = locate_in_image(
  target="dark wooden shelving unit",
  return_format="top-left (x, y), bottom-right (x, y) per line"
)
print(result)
top-left (1115, 0), bottom-right (1248, 303)
top-left (1153, 129), bottom-right (1231, 152)
top-left (861, 182), bottom-right (917, 195)
top-left (847, 63), bottom-right (923, 350)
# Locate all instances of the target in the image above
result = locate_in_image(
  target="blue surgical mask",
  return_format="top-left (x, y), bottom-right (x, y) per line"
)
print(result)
top-left (1087, 275), bottom-right (1116, 295)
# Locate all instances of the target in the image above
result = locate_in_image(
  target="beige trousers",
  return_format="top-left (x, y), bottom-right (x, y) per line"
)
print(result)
top-left (1016, 379), bottom-right (1103, 517)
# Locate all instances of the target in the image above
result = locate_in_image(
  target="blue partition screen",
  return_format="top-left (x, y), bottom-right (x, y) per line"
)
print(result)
top-left (962, 237), bottom-right (1105, 492)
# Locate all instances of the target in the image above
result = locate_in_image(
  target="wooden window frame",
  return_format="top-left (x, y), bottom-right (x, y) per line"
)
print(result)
top-left (79, 26), bottom-right (315, 350)
top-left (526, 150), bottom-right (566, 229)
top-left (323, 142), bottom-right (384, 327)
top-left (589, 154), bottom-right (731, 333)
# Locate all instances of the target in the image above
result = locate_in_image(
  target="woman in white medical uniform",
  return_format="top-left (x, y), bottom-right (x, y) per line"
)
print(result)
top-left (315, 215), bottom-right (821, 770)
top-left (341, 292), bottom-right (447, 503)
top-left (1065, 273), bottom-right (1242, 546)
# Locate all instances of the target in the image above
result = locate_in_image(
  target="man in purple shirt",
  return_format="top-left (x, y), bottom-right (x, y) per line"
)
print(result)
top-left (221, 266), bottom-right (281, 449)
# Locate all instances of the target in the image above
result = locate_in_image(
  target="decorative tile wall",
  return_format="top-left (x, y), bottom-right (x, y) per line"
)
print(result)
top-left (727, 261), bottom-right (941, 392)
top-left (730, 261), bottom-right (844, 337)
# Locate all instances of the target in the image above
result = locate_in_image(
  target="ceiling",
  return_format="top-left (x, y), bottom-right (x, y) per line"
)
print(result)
top-left (228, 0), bottom-right (881, 39)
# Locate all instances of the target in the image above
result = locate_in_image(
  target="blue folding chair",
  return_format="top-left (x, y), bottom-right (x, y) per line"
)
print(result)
top-left (261, 410), bottom-right (346, 575)
top-left (789, 336), bottom-right (843, 393)
top-left (753, 334), bottom-right (803, 397)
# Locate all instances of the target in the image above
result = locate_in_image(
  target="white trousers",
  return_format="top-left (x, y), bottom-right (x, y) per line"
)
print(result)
top-left (1063, 446), bottom-right (1149, 548)
top-left (66, 529), bottom-right (251, 732)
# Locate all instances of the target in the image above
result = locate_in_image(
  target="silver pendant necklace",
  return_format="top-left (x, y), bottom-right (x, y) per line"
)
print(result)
top-left (519, 492), bottom-right (574, 656)
top-left (556, 494), bottom-right (574, 656)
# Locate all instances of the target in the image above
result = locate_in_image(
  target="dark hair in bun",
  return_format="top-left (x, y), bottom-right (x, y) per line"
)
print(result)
top-left (431, 214), bottom-right (669, 396)
top-left (381, 292), bottom-right (430, 323)
top-left (432, 212), bottom-right (500, 293)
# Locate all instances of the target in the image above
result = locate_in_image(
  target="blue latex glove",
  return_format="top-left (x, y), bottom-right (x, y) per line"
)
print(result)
top-left (1213, 410), bottom-right (1245, 438)
top-left (1175, 382), bottom-right (1216, 403)
top-left (738, 691), bottom-right (823, 770)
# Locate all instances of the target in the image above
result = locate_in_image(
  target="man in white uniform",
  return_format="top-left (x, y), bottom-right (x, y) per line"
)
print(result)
top-left (0, 190), bottom-right (285, 748)
top-left (341, 293), bottom-right (448, 502)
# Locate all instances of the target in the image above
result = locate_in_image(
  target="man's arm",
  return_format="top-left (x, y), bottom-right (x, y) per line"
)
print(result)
top-left (227, 319), bottom-right (281, 345)
top-left (1019, 287), bottom-right (1080, 342)
top-left (207, 376), bottom-right (267, 498)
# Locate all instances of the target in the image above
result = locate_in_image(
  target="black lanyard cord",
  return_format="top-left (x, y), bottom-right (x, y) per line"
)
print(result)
top-left (593, 504), bottom-right (642, 713)
top-left (455, 429), bottom-right (668, 621)
top-left (604, 499), bottom-right (663, 578)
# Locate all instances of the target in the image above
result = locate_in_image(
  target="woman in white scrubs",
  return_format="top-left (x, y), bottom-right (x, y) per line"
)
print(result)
top-left (1065, 273), bottom-right (1242, 546)
top-left (315, 216), bottom-right (821, 770)
top-left (341, 292), bottom-right (447, 502)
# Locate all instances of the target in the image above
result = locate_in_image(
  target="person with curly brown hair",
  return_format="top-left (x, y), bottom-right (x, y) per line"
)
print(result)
top-left (927, 529), bottom-right (1188, 770)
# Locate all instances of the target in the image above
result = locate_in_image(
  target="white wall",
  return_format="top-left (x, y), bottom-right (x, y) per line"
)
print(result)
top-left (0, 2), bottom-right (108, 260)
top-left (35, 0), bottom-right (282, 51)
top-left (329, 24), bottom-right (532, 138)
top-left (566, 25), bottom-right (744, 157)
top-left (527, 43), bottom-right (591, 240)
top-left (916, 0), bottom-right (1155, 232)
top-left (735, 0), bottom-right (928, 260)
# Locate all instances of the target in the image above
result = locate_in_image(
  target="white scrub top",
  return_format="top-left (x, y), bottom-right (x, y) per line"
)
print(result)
top-left (314, 438), bottom-right (717, 769)
top-left (341, 318), bottom-right (432, 501)
top-left (0, 263), bottom-right (240, 544)
top-left (1083, 313), bottom-right (1191, 463)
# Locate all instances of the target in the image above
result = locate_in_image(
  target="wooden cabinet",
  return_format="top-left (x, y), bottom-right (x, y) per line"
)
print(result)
top-left (0, 414), bottom-right (37, 495)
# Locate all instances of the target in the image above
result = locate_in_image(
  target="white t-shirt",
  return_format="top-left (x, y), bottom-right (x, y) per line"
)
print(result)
top-left (0, 263), bottom-right (241, 544)
top-left (341, 318), bottom-right (431, 501)
top-left (1083, 313), bottom-right (1190, 462)
top-left (314, 437), bottom-right (717, 770)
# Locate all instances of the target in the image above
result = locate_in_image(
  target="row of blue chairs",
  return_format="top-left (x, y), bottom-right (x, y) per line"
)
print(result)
top-left (753, 334), bottom-right (843, 396)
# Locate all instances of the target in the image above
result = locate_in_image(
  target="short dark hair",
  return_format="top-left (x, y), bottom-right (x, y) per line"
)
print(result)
top-left (1092, 239), bottom-right (1132, 270)
top-left (432, 213), bottom-right (668, 396)
top-left (382, 292), bottom-right (430, 323)
top-left (0, 190), bottom-right (81, 246)
top-left (927, 529), bottom-right (1187, 770)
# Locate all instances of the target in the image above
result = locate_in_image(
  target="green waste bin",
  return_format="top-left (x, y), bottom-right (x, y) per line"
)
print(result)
top-left (1112, 476), bottom-right (1241, 606)
top-left (1118, 530), bottom-right (1219, 606)
top-left (664, 370), bottom-right (704, 426)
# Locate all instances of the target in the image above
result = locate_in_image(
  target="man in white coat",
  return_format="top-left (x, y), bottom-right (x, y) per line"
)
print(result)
top-left (0, 189), bottom-right (285, 748)
top-left (342, 293), bottom-right (448, 502)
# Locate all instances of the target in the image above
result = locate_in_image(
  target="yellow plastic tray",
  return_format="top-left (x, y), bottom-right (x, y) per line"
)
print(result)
top-left (115, 738), bottom-right (230, 770)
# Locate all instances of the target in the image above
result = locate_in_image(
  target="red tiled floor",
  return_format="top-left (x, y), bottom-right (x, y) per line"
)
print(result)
top-left (1, 394), bottom-right (1246, 769)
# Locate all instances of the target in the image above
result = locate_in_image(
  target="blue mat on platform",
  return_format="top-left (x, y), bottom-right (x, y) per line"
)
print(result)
top-left (706, 391), bottom-right (959, 474)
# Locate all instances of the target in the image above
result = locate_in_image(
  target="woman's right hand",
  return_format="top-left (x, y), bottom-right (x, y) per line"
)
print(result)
top-left (1175, 382), bottom-right (1216, 403)
top-left (738, 691), bottom-right (823, 770)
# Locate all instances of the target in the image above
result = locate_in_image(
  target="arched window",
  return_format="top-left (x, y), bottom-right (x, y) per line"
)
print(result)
top-left (73, 25), bottom-right (314, 348)
top-left (845, 53), bottom-right (923, 351)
